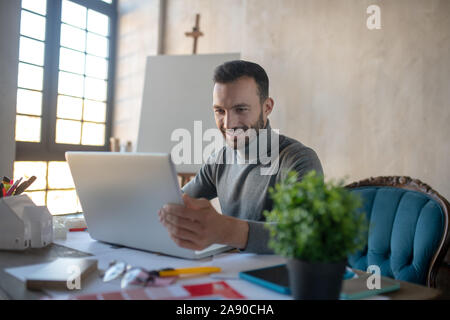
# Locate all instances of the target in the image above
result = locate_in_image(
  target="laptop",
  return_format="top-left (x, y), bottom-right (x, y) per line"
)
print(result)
top-left (65, 151), bottom-right (232, 259)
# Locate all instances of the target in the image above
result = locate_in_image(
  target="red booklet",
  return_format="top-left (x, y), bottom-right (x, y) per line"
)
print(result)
top-left (71, 281), bottom-right (245, 300)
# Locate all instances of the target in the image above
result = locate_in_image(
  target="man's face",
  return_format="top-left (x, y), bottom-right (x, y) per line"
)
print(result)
top-left (213, 76), bottom-right (273, 149)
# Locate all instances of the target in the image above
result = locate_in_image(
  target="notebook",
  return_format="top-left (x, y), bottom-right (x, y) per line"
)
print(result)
top-left (340, 273), bottom-right (400, 300)
top-left (6, 258), bottom-right (99, 290)
top-left (239, 264), bottom-right (399, 299)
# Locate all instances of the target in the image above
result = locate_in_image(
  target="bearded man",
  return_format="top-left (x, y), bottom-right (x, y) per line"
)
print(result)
top-left (158, 60), bottom-right (323, 254)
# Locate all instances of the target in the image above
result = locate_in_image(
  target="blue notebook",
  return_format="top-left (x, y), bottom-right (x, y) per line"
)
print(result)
top-left (239, 264), bottom-right (291, 294)
top-left (239, 264), bottom-right (356, 295)
top-left (239, 264), bottom-right (399, 299)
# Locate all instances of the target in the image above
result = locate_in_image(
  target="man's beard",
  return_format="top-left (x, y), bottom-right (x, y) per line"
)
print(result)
top-left (221, 111), bottom-right (265, 150)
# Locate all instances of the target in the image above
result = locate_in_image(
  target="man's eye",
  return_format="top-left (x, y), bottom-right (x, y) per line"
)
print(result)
top-left (215, 109), bottom-right (225, 115)
top-left (236, 108), bottom-right (247, 113)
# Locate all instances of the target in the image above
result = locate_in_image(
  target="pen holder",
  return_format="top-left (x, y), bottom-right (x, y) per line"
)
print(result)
top-left (0, 194), bottom-right (53, 250)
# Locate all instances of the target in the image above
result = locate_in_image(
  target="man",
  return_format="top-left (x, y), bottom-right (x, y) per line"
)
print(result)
top-left (158, 60), bottom-right (323, 254)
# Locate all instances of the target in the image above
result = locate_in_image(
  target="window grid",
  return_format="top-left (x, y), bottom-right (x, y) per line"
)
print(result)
top-left (15, 0), bottom-right (116, 215)
top-left (13, 161), bottom-right (82, 215)
top-left (16, 0), bottom-right (115, 158)
top-left (22, 8), bottom-right (46, 18)
top-left (16, 5), bottom-right (46, 143)
top-left (56, 2), bottom-right (109, 146)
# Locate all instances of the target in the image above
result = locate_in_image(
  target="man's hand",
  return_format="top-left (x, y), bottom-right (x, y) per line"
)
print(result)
top-left (158, 194), bottom-right (249, 251)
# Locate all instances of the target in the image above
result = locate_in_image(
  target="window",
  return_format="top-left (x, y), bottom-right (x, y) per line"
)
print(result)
top-left (16, 0), bottom-right (46, 144)
top-left (13, 161), bottom-right (82, 215)
top-left (14, 0), bottom-right (117, 215)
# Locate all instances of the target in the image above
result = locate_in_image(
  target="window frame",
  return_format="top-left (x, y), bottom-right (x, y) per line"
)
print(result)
top-left (15, 0), bottom-right (117, 161)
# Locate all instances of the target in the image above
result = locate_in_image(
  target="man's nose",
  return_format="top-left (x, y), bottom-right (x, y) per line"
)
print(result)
top-left (224, 111), bottom-right (238, 130)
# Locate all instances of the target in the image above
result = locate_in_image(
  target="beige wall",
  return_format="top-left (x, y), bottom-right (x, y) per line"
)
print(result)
top-left (115, 0), bottom-right (450, 199)
top-left (163, 0), bottom-right (244, 55)
top-left (243, 0), bottom-right (450, 199)
top-left (114, 0), bottom-right (161, 148)
top-left (242, 0), bottom-right (450, 199)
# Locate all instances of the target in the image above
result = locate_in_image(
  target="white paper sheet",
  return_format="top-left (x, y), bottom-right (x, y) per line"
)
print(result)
top-left (53, 231), bottom-right (116, 256)
top-left (5, 262), bottom-right (53, 282)
top-left (209, 252), bottom-right (286, 280)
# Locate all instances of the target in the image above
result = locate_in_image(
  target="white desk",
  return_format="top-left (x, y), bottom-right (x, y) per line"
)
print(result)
top-left (43, 231), bottom-right (289, 300)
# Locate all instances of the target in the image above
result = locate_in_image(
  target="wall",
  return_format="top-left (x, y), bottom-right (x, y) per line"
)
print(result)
top-left (113, 0), bottom-right (162, 150)
top-left (0, 0), bottom-right (20, 178)
top-left (115, 0), bottom-right (450, 199)
top-left (241, 0), bottom-right (450, 199)
top-left (163, 0), bottom-right (244, 55)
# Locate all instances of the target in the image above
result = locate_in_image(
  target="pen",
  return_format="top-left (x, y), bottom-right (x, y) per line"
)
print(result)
top-left (69, 228), bottom-right (88, 232)
top-left (158, 266), bottom-right (221, 277)
top-left (14, 176), bottom-right (37, 195)
top-left (6, 178), bottom-right (22, 197)
top-left (2, 182), bottom-right (11, 195)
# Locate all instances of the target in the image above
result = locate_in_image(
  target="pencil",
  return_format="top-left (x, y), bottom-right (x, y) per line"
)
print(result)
top-left (6, 178), bottom-right (22, 197)
top-left (14, 176), bottom-right (37, 195)
top-left (159, 267), bottom-right (221, 277)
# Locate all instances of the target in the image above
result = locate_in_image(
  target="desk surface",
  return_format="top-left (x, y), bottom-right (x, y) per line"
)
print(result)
top-left (0, 232), bottom-right (443, 300)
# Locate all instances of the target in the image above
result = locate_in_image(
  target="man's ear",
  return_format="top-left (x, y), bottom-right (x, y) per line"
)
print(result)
top-left (264, 97), bottom-right (274, 117)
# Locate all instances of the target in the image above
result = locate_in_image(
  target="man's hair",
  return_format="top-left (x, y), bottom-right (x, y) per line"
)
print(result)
top-left (213, 60), bottom-right (269, 104)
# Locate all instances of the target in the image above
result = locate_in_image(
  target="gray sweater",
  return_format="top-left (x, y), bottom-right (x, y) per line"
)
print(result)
top-left (182, 121), bottom-right (323, 254)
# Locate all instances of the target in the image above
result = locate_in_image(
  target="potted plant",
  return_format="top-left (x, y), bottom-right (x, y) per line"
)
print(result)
top-left (264, 170), bottom-right (367, 300)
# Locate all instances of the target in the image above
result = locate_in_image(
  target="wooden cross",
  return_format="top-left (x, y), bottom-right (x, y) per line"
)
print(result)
top-left (185, 14), bottom-right (204, 54)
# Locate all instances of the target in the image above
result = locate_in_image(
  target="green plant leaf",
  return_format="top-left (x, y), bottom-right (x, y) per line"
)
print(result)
top-left (264, 170), bottom-right (368, 262)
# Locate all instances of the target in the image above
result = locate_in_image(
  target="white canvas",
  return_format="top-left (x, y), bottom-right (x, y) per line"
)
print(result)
top-left (136, 53), bottom-right (240, 174)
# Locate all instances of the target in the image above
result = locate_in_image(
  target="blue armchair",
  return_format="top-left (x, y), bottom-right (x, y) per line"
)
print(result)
top-left (346, 176), bottom-right (450, 287)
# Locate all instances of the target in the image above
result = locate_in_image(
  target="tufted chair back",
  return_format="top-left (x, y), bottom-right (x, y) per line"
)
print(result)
top-left (346, 176), bottom-right (450, 287)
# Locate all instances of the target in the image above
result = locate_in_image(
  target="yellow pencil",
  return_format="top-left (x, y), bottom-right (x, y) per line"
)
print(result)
top-left (159, 266), bottom-right (221, 277)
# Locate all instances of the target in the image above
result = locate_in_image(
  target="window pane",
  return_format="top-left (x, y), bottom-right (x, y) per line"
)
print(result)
top-left (85, 55), bottom-right (108, 79)
top-left (87, 10), bottom-right (109, 36)
top-left (13, 161), bottom-right (47, 191)
top-left (76, 196), bottom-right (83, 212)
top-left (60, 24), bottom-right (86, 52)
top-left (48, 162), bottom-right (75, 189)
top-left (81, 122), bottom-right (105, 146)
top-left (102, 0), bottom-right (113, 4)
top-left (58, 71), bottom-right (84, 97)
top-left (83, 99), bottom-right (106, 122)
top-left (20, 10), bottom-right (46, 41)
top-left (21, 0), bottom-right (47, 15)
top-left (57, 95), bottom-right (83, 120)
top-left (86, 32), bottom-right (108, 57)
top-left (61, 0), bottom-right (87, 29)
top-left (19, 36), bottom-right (45, 66)
top-left (24, 191), bottom-right (46, 206)
top-left (18, 63), bottom-right (43, 91)
top-left (59, 47), bottom-right (85, 75)
top-left (15, 115), bottom-right (41, 142)
top-left (47, 190), bottom-right (79, 215)
top-left (85, 77), bottom-right (107, 101)
top-left (17, 89), bottom-right (42, 116)
top-left (55, 119), bottom-right (81, 144)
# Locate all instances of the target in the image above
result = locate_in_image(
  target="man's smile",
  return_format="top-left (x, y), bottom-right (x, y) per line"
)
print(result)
top-left (224, 128), bottom-right (248, 139)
